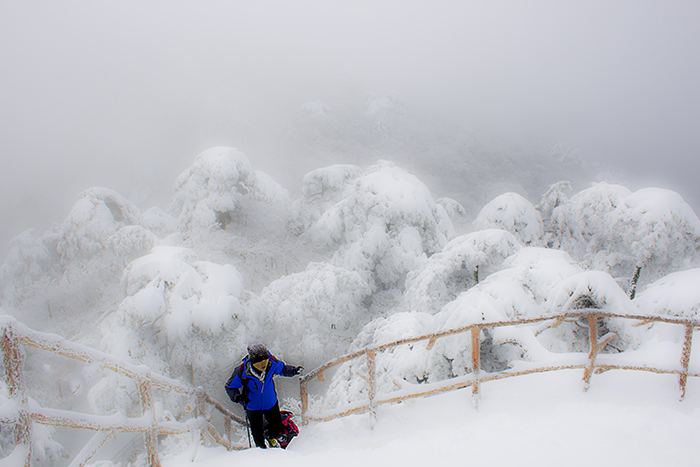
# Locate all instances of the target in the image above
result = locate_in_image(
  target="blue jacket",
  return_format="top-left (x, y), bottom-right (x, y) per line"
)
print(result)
top-left (225, 353), bottom-right (296, 411)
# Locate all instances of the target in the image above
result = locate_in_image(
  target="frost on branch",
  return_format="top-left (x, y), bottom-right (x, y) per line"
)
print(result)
top-left (169, 147), bottom-right (290, 231)
top-left (403, 230), bottom-right (521, 314)
top-left (304, 161), bottom-right (454, 291)
top-left (473, 192), bottom-right (543, 246)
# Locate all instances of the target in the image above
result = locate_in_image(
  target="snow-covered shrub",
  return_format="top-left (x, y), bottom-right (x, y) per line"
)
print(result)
top-left (0, 376), bottom-right (64, 464)
top-left (469, 247), bottom-right (583, 320)
top-left (543, 271), bottom-right (640, 353)
top-left (547, 271), bottom-right (636, 316)
top-left (403, 230), bottom-right (521, 314)
top-left (104, 246), bottom-right (256, 400)
top-left (29, 422), bottom-right (64, 465)
top-left (632, 269), bottom-right (700, 343)
top-left (304, 160), bottom-right (454, 291)
top-left (634, 269), bottom-right (700, 319)
top-left (258, 262), bottom-right (372, 368)
top-left (473, 192), bottom-right (543, 246)
top-left (169, 146), bottom-right (290, 231)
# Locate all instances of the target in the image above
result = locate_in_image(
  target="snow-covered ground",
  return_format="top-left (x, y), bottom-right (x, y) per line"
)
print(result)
top-left (164, 371), bottom-right (700, 467)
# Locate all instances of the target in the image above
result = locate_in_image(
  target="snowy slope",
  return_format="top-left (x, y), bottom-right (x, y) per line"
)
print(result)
top-left (163, 371), bottom-right (700, 467)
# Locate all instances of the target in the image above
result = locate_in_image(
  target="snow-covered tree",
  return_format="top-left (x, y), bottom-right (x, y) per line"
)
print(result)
top-left (549, 182), bottom-right (632, 259)
top-left (104, 246), bottom-right (255, 397)
top-left (537, 181), bottom-right (572, 248)
top-left (169, 147), bottom-right (290, 231)
top-left (1, 188), bottom-right (155, 331)
top-left (290, 164), bottom-right (362, 234)
top-left (473, 192), bottom-right (543, 246)
top-left (590, 188), bottom-right (700, 296)
top-left (403, 229), bottom-right (521, 314)
top-left (304, 160), bottom-right (454, 292)
top-left (549, 184), bottom-right (700, 296)
top-left (257, 262), bottom-right (372, 368)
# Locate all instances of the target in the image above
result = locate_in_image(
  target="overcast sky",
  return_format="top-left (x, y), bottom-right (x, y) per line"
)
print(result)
top-left (1, 0), bottom-right (699, 255)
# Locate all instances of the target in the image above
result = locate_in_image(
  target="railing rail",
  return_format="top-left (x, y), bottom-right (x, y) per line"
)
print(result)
top-left (300, 309), bottom-right (700, 426)
top-left (0, 316), bottom-right (247, 467)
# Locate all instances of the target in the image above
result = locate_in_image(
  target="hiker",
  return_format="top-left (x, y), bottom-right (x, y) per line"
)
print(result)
top-left (225, 344), bottom-right (303, 448)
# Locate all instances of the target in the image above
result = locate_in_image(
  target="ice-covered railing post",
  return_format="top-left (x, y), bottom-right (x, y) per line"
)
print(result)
top-left (138, 377), bottom-right (161, 467)
top-left (680, 323), bottom-right (695, 400)
top-left (300, 381), bottom-right (309, 427)
top-left (471, 326), bottom-right (481, 407)
top-left (582, 312), bottom-right (617, 391)
top-left (2, 322), bottom-right (31, 467)
top-left (367, 351), bottom-right (377, 429)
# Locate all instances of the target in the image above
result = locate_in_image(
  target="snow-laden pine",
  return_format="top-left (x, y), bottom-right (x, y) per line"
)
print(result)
top-left (2, 144), bottom-right (700, 464)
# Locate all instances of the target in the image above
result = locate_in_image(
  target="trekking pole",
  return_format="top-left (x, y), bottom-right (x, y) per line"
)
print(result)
top-left (245, 410), bottom-right (252, 448)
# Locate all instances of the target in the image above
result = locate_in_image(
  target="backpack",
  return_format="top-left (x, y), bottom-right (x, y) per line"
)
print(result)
top-left (264, 411), bottom-right (300, 449)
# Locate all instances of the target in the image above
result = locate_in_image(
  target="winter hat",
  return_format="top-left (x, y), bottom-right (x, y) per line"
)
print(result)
top-left (248, 344), bottom-right (269, 363)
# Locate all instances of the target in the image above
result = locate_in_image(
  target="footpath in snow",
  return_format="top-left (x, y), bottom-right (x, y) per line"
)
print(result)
top-left (163, 370), bottom-right (700, 467)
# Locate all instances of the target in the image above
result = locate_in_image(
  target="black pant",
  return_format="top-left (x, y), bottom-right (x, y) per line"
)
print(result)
top-left (247, 402), bottom-right (283, 448)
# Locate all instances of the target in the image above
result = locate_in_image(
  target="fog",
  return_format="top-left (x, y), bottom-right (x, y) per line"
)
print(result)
top-left (1, 0), bottom-right (699, 257)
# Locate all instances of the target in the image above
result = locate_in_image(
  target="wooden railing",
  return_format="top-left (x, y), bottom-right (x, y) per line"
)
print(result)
top-left (300, 309), bottom-right (700, 427)
top-left (0, 316), bottom-right (247, 467)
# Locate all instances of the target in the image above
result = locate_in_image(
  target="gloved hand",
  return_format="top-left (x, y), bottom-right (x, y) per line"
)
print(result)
top-left (232, 392), bottom-right (249, 407)
top-left (283, 365), bottom-right (304, 377)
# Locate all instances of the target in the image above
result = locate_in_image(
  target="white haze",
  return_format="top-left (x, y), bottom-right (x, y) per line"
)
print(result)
top-left (1, 0), bottom-right (699, 257)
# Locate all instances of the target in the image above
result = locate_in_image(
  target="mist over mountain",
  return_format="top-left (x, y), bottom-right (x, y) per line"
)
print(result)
top-left (2, 1), bottom-right (699, 259)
